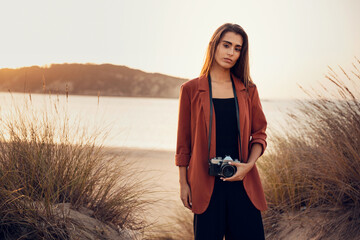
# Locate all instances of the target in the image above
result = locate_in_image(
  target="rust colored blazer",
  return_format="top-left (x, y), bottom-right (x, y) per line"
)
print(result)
top-left (175, 72), bottom-right (268, 214)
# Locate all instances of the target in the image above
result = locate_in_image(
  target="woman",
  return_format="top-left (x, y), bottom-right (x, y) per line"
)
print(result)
top-left (175, 23), bottom-right (267, 239)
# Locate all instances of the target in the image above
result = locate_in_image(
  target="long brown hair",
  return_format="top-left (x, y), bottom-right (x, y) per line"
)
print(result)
top-left (200, 23), bottom-right (254, 92)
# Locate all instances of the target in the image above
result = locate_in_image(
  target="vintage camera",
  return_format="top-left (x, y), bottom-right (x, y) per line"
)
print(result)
top-left (209, 155), bottom-right (240, 178)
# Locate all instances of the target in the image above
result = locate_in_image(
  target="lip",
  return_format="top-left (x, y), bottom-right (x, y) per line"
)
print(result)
top-left (224, 58), bottom-right (233, 63)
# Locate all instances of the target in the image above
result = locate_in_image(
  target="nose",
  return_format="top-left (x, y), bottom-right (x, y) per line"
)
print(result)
top-left (228, 47), bottom-right (234, 56)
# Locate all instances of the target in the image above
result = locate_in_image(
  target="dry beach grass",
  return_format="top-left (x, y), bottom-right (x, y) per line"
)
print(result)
top-left (0, 93), bottom-right (156, 239)
top-left (259, 58), bottom-right (360, 239)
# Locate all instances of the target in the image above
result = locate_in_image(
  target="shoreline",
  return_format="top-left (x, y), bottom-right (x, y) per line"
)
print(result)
top-left (102, 145), bottom-right (175, 156)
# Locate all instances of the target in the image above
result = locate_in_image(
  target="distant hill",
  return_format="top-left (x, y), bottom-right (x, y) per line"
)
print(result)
top-left (0, 63), bottom-right (189, 98)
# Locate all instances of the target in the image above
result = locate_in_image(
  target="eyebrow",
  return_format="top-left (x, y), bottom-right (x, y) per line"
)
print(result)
top-left (222, 40), bottom-right (242, 47)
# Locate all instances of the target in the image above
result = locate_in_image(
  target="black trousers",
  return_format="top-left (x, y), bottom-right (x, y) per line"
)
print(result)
top-left (193, 177), bottom-right (265, 240)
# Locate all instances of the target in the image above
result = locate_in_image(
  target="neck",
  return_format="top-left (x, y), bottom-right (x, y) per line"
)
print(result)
top-left (209, 64), bottom-right (231, 82)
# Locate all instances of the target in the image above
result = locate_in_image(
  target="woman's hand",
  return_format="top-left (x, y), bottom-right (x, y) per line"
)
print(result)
top-left (220, 161), bottom-right (254, 182)
top-left (180, 182), bottom-right (192, 210)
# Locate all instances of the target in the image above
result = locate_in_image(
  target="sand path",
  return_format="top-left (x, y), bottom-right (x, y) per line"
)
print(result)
top-left (103, 146), bottom-right (187, 227)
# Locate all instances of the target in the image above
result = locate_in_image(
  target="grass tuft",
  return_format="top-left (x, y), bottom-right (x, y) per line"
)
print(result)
top-left (259, 57), bottom-right (360, 239)
top-left (0, 93), bottom-right (152, 239)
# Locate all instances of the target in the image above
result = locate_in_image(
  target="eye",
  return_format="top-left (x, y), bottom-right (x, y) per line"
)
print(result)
top-left (236, 48), bottom-right (241, 52)
top-left (223, 44), bottom-right (229, 48)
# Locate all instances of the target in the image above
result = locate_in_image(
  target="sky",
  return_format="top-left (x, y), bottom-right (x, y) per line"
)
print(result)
top-left (1, 0), bottom-right (359, 99)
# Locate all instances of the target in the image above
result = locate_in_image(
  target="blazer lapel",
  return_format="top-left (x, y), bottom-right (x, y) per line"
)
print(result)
top-left (198, 74), bottom-right (213, 158)
top-left (198, 74), bottom-right (211, 139)
top-left (232, 73), bottom-right (247, 162)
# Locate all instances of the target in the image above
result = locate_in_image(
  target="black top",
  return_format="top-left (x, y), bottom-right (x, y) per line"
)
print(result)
top-left (212, 97), bottom-right (239, 161)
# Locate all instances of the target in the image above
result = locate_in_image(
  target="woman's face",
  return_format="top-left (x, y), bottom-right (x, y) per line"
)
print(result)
top-left (213, 31), bottom-right (243, 70)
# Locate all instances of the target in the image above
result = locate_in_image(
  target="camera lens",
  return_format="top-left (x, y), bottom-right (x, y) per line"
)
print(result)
top-left (222, 165), bottom-right (236, 178)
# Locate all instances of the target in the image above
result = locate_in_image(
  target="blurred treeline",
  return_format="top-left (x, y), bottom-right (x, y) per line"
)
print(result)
top-left (0, 63), bottom-right (187, 98)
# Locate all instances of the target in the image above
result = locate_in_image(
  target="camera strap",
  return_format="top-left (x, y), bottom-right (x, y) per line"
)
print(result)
top-left (208, 73), bottom-right (243, 164)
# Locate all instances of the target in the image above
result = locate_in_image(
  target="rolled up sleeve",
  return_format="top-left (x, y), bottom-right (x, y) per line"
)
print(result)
top-left (175, 84), bottom-right (191, 166)
top-left (249, 85), bottom-right (267, 157)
